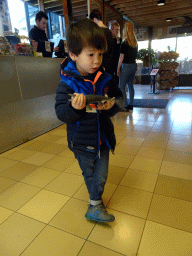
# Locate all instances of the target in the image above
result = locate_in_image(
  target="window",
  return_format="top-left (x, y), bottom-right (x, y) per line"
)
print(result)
top-left (177, 35), bottom-right (192, 61)
top-left (27, 4), bottom-right (38, 31)
top-left (138, 40), bottom-right (149, 51)
top-left (49, 12), bottom-right (61, 40)
top-left (151, 38), bottom-right (176, 52)
top-left (7, 0), bottom-right (28, 36)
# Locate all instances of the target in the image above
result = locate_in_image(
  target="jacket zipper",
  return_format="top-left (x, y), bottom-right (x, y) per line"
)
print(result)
top-left (96, 110), bottom-right (100, 159)
top-left (70, 121), bottom-right (79, 148)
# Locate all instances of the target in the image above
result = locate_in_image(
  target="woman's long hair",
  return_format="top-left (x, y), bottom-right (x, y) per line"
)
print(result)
top-left (123, 21), bottom-right (138, 47)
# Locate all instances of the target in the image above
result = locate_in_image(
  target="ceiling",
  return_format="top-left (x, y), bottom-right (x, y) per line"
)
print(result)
top-left (23, 0), bottom-right (192, 28)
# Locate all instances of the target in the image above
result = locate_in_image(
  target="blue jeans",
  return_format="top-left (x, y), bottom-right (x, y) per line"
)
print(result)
top-left (75, 144), bottom-right (109, 201)
top-left (119, 63), bottom-right (137, 107)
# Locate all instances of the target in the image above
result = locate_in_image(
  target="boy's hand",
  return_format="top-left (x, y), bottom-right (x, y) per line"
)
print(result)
top-left (96, 96), bottom-right (115, 111)
top-left (71, 93), bottom-right (86, 110)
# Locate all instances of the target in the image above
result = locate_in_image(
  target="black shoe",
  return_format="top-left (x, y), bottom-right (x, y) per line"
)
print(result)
top-left (128, 105), bottom-right (133, 112)
top-left (119, 107), bottom-right (129, 112)
top-left (124, 106), bottom-right (130, 112)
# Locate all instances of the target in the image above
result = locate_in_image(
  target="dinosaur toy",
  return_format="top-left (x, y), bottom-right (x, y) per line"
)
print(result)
top-left (69, 93), bottom-right (115, 110)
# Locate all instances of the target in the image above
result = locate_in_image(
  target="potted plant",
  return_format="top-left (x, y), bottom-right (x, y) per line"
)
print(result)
top-left (137, 48), bottom-right (156, 67)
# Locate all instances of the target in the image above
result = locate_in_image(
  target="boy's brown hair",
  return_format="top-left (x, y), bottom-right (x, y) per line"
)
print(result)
top-left (66, 19), bottom-right (107, 56)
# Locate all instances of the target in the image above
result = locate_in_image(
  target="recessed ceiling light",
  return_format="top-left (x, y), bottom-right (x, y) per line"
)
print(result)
top-left (166, 18), bottom-right (172, 22)
top-left (157, 0), bottom-right (165, 6)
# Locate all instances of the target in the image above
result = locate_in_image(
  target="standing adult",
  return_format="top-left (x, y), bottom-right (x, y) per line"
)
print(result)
top-left (117, 22), bottom-right (138, 112)
top-left (90, 10), bottom-right (114, 76)
top-left (110, 21), bottom-right (122, 83)
top-left (29, 11), bottom-right (58, 57)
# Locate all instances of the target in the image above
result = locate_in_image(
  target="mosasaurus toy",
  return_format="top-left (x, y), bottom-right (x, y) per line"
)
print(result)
top-left (69, 94), bottom-right (115, 110)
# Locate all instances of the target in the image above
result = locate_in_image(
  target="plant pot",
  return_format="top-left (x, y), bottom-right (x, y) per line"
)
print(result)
top-left (143, 57), bottom-right (149, 67)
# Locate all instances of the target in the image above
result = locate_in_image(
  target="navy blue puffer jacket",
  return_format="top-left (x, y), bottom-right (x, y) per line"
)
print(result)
top-left (55, 57), bottom-right (123, 158)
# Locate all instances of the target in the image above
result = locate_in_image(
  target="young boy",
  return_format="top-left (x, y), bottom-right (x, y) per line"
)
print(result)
top-left (55, 19), bottom-right (122, 223)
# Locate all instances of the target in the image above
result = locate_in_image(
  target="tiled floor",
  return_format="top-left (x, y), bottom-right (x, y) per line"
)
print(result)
top-left (0, 85), bottom-right (192, 256)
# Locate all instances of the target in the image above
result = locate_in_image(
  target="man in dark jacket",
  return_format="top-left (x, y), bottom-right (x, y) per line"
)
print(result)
top-left (55, 19), bottom-right (122, 223)
top-left (29, 11), bottom-right (58, 57)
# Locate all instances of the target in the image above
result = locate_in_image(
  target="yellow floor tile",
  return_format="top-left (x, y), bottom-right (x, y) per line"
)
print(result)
top-left (115, 134), bottom-right (127, 144)
top-left (133, 125), bottom-right (152, 132)
top-left (148, 194), bottom-right (192, 233)
top-left (115, 143), bottom-right (140, 156)
top-left (42, 155), bottom-right (75, 171)
top-left (79, 241), bottom-right (124, 256)
top-left (73, 183), bottom-right (117, 206)
top-left (64, 161), bottom-right (82, 176)
top-left (58, 148), bottom-right (75, 157)
top-left (130, 156), bottom-right (162, 173)
top-left (0, 206), bottom-right (14, 224)
top-left (146, 132), bottom-right (170, 140)
top-left (107, 165), bottom-right (128, 185)
top-left (0, 177), bottom-right (16, 193)
top-left (0, 213), bottom-right (45, 256)
top-left (108, 185), bottom-right (153, 218)
top-left (142, 138), bottom-right (168, 149)
top-left (109, 153), bottom-right (134, 168)
top-left (115, 123), bottom-right (134, 131)
top-left (114, 128), bottom-right (128, 136)
top-left (160, 161), bottom-right (192, 180)
top-left (21, 140), bottom-right (53, 151)
top-left (136, 121), bottom-right (155, 127)
top-left (54, 137), bottom-right (68, 145)
top-left (21, 225), bottom-right (85, 256)
top-left (0, 182), bottom-right (41, 211)
top-left (50, 198), bottom-right (95, 239)
top-left (40, 143), bottom-right (68, 154)
top-left (18, 190), bottom-right (70, 223)
top-left (0, 162), bottom-right (38, 181)
top-left (126, 130), bottom-right (150, 139)
top-left (22, 152), bottom-right (55, 166)
top-left (88, 210), bottom-right (145, 256)
top-left (155, 175), bottom-right (192, 202)
top-left (36, 134), bottom-right (64, 143)
top-left (0, 147), bottom-right (20, 157)
top-left (45, 172), bottom-right (84, 196)
top-left (0, 158), bottom-right (18, 172)
top-left (167, 141), bottom-right (192, 154)
top-left (151, 125), bottom-right (172, 133)
top-left (49, 128), bottom-right (67, 136)
top-left (169, 134), bottom-right (192, 144)
top-left (164, 149), bottom-right (192, 165)
top-left (21, 167), bottom-right (60, 188)
top-left (120, 136), bottom-right (145, 146)
top-left (2, 149), bottom-right (36, 161)
top-left (136, 146), bottom-right (165, 161)
top-left (120, 168), bottom-right (158, 192)
top-left (171, 128), bottom-right (191, 136)
top-left (138, 221), bottom-right (192, 256)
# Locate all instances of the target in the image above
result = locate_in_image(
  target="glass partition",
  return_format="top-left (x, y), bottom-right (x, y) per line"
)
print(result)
top-left (27, 4), bottom-right (38, 31)
top-left (7, 0), bottom-right (28, 36)
top-left (151, 37), bottom-right (177, 52)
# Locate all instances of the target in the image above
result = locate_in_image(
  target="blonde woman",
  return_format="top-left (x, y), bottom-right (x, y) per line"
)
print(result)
top-left (117, 22), bottom-right (138, 112)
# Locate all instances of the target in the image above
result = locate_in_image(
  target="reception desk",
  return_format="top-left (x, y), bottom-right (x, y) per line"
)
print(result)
top-left (0, 56), bottom-right (63, 153)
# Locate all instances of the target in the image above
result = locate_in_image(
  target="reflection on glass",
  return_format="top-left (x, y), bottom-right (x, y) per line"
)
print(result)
top-left (7, 0), bottom-right (28, 36)
top-left (28, 4), bottom-right (38, 31)
top-left (50, 12), bottom-right (61, 40)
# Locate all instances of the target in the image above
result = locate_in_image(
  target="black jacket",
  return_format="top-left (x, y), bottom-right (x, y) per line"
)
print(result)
top-left (55, 58), bottom-right (123, 158)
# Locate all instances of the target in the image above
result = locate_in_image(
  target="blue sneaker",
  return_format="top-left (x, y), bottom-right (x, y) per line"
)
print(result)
top-left (85, 203), bottom-right (115, 222)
